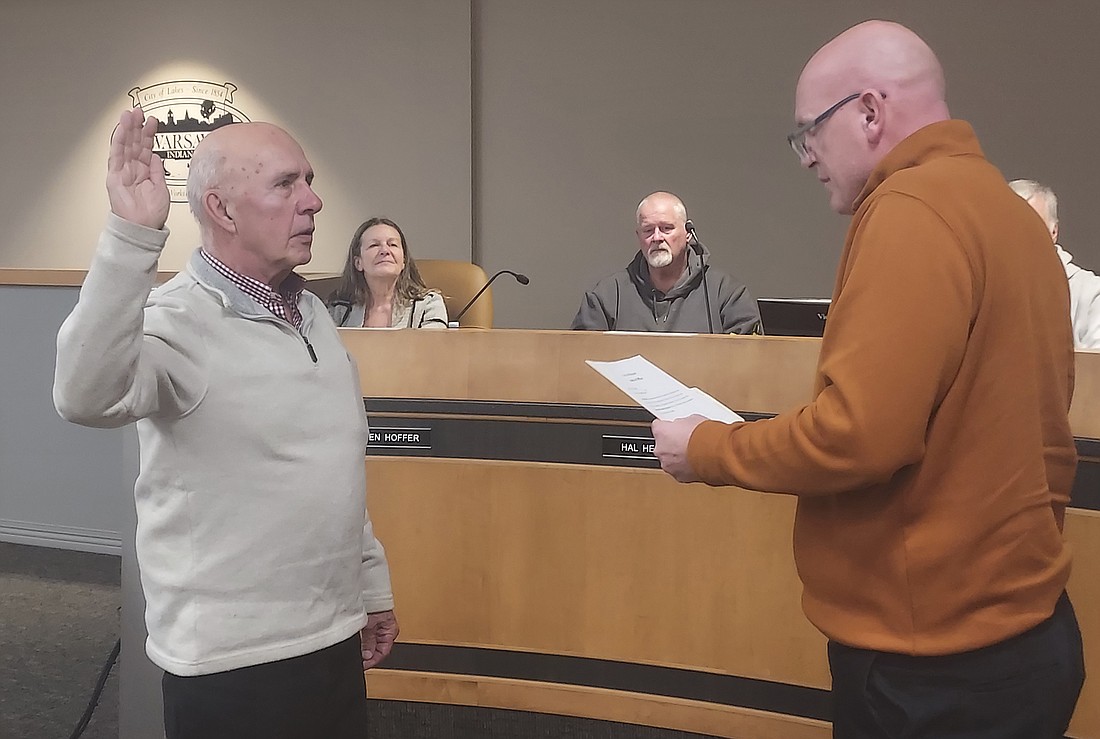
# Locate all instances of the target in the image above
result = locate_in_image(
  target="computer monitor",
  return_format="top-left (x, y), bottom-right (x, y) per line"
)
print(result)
top-left (757, 298), bottom-right (830, 337)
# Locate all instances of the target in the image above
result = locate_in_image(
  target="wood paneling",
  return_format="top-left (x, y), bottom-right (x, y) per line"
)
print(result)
top-left (1071, 350), bottom-right (1100, 438)
top-left (1066, 509), bottom-right (1100, 739)
top-left (344, 329), bottom-right (821, 411)
top-left (0, 269), bottom-right (100, 286)
top-left (0, 269), bottom-right (340, 289)
top-left (346, 329), bottom-right (1100, 438)
top-left (366, 458), bottom-right (1100, 737)
top-left (351, 329), bottom-right (1100, 736)
top-left (367, 670), bottom-right (831, 739)
top-left (367, 458), bottom-right (826, 685)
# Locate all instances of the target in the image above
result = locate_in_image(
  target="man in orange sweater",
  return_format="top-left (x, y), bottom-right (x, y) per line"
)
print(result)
top-left (652, 20), bottom-right (1084, 738)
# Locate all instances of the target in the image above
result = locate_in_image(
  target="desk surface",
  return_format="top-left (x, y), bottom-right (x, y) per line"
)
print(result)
top-left (341, 328), bottom-right (1100, 439)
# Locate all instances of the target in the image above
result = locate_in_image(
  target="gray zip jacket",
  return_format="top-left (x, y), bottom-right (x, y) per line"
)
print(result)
top-left (570, 245), bottom-right (760, 333)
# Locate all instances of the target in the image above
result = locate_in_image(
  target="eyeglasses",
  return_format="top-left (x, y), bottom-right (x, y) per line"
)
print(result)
top-left (786, 92), bottom-right (861, 162)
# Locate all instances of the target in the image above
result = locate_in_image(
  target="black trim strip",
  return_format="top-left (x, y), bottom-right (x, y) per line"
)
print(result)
top-left (364, 398), bottom-right (1100, 511)
top-left (367, 397), bottom-right (655, 423)
top-left (365, 397), bottom-right (772, 424)
top-left (382, 643), bottom-right (832, 722)
top-left (367, 415), bottom-right (660, 468)
top-left (366, 399), bottom-right (1099, 449)
top-left (1072, 461), bottom-right (1100, 511)
top-left (1078, 437), bottom-right (1100, 458)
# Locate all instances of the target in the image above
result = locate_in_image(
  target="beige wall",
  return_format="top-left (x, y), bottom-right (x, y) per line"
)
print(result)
top-left (0, 0), bottom-right (472, 273)
top-left (3, 1), bottom-right (1098, 329)
top-left (475, 0), bottom-right (1100, 328)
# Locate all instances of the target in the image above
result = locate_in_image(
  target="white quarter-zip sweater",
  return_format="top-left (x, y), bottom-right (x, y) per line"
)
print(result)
top-left (55, 214), bottom-right (394, 676)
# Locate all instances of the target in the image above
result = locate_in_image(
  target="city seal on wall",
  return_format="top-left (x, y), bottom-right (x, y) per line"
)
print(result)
top-left (128, 81), bottom-right (252, 203)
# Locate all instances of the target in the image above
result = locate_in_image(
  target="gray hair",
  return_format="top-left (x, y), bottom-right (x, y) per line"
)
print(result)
top-left (186, 139), bottom-right (226, 231)
top-left (1008, 179), bottom-right (1058, 227)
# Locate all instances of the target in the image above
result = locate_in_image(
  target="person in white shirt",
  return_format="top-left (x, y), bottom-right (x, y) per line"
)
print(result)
top-left (54, 108), bottom-right (397, 739)
top-left (1009, 178), bottom-right (1100, 349)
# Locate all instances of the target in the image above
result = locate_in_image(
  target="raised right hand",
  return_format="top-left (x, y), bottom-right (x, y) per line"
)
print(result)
top-left (107, 107), bottom-right (170, 230)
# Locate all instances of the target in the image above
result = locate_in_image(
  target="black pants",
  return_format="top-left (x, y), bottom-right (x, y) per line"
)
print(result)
top-left (162, 634), bottom-right (368, 739)
top-left (827, 592), bottom-right (1085, 739)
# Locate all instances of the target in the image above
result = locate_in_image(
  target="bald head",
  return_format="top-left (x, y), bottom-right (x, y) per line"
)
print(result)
top-left (185, 121), bottom-right (322, 285)
top-left (793, 21), bottom-right (951, 213)
top-left (799, 21), bottom-right (947, 122)
top-left (636, 191), bottom-right (687, 224)
top-left (187, 122), bottom-right (302, 233)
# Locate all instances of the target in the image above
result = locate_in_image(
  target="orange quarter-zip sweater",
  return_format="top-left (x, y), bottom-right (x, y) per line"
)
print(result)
top-left (688, 120), bottom-right (1076, 656)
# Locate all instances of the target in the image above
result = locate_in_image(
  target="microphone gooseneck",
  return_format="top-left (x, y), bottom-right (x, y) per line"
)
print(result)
top-left (452, 269), bottom-right (530, 324)
top-left (331, 299), bottom-right (353, 327)
top-left (684, 221), bottom-right (715, 334)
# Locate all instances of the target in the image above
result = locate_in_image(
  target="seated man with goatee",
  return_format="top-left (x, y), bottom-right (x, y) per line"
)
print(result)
top-left (570, 191), bottom-right (760, 333)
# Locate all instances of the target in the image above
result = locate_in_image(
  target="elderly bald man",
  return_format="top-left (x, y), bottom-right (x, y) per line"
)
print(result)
top-left (1009, 179), bottom-right (1100, 349)
top-left (54, 109), bottom-right (397, 738)
top-left (652, 21), bottom-right (1083, 737)
top-left (571, 191), bottom-right (760, 333)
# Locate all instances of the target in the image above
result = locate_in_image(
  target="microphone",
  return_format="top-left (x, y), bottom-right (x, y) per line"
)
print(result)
top-left (330, 299), bottom-right (353, 327)
top-left (683, 219), bottom-right (714, 333)
top-left (685, 219), bottom-right (703, 254)
top-left (452, 269), bottom-right (530, 325)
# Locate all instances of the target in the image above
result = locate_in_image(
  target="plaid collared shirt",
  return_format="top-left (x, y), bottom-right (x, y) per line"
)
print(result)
top-left (199, 250), bottom-right (306, 330)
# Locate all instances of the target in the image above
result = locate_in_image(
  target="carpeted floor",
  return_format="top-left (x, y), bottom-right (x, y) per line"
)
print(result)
top-left (0, 541), bottom-right (120, 739)
top-left (0, 542), bottom-right (715, 739)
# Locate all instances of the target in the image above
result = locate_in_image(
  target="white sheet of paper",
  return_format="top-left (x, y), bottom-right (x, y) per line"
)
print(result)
top-left (585, 355), bottom-right (743, 423)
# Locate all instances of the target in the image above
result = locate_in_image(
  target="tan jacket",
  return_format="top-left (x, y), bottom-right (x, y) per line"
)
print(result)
top-left (689, 121), bottom-right (1075, 655)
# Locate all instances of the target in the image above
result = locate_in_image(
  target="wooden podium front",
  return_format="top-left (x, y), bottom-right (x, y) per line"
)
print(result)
top-left (341, 329), bottom-right (1100, 739)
